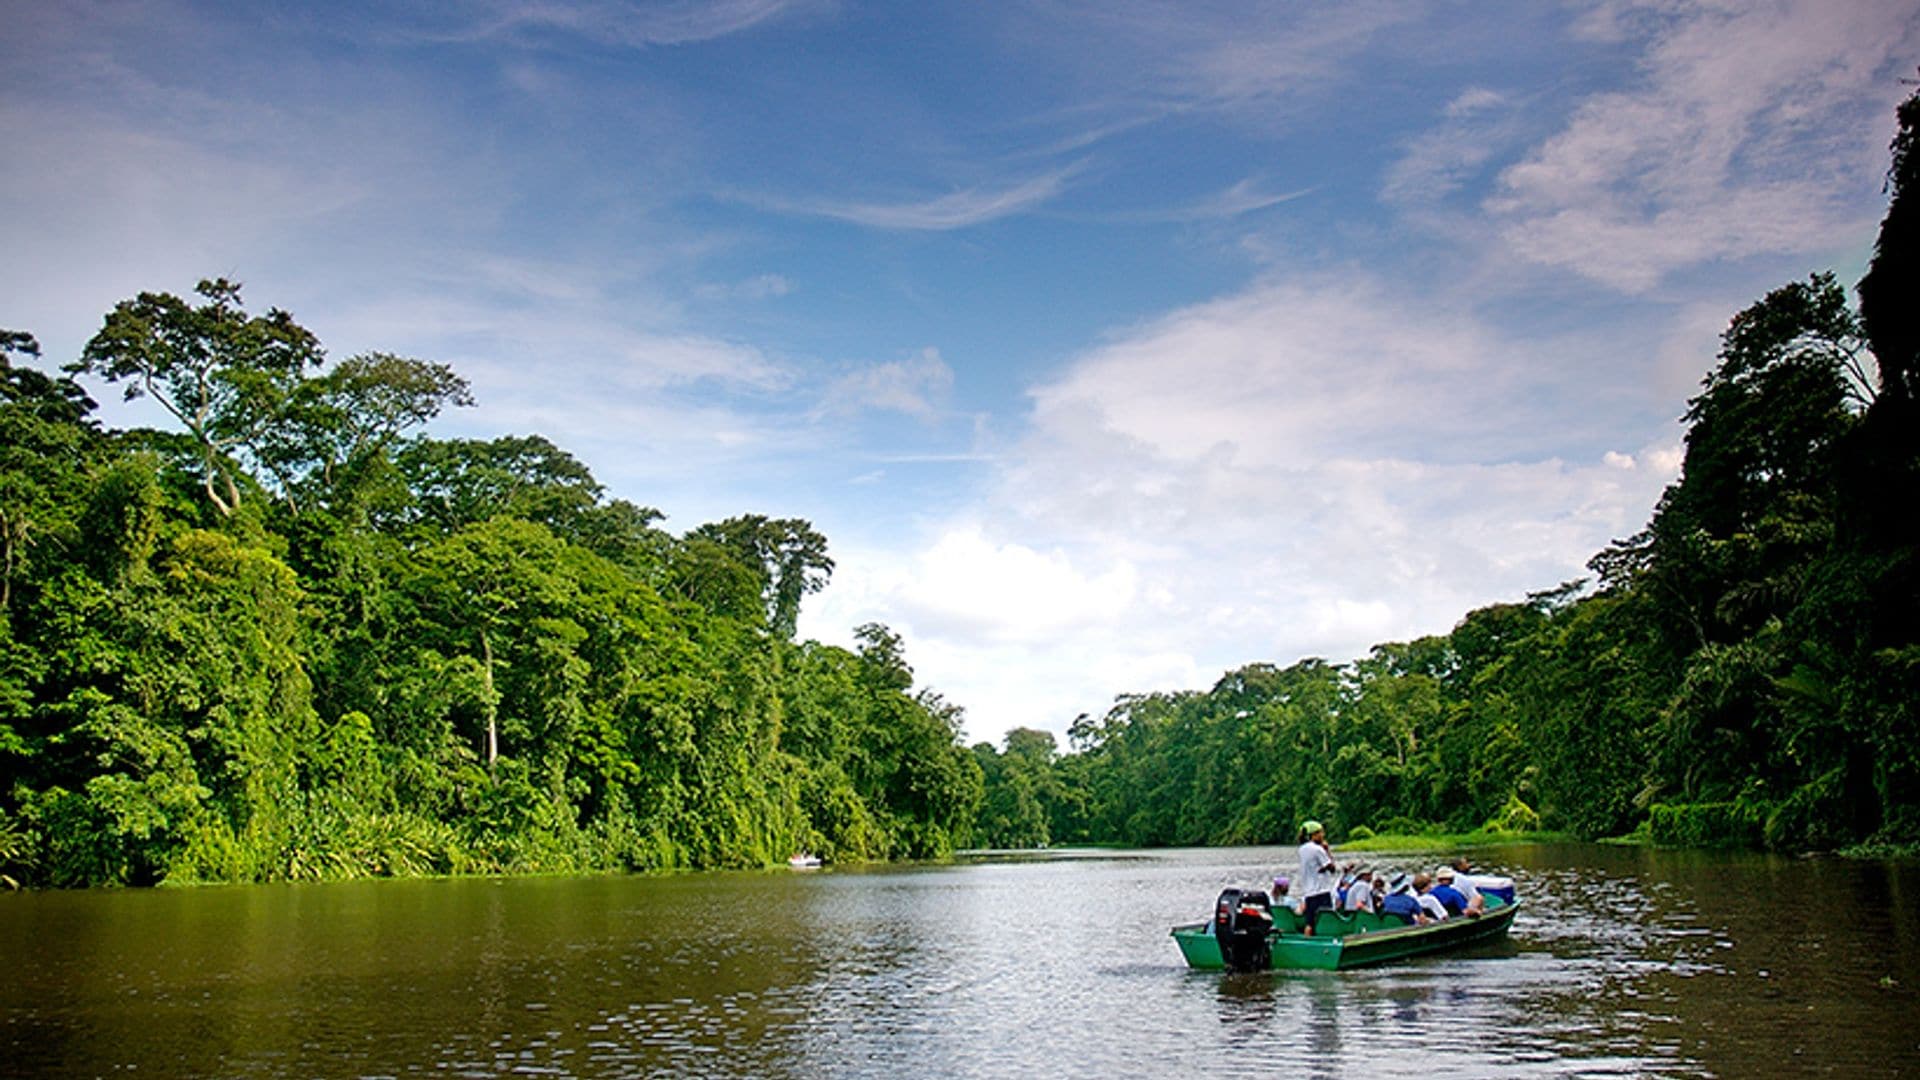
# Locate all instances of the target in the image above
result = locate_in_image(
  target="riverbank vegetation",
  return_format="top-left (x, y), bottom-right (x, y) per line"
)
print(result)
top-left (966, 90), bottom-right (1920, 859)
top-left (0, 297), bottom-right (983, 886)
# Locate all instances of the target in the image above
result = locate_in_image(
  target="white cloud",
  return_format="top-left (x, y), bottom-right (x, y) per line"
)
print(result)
top-left (896, 527), bottom-right (1140, 643)
top-left (433, 0), bottom-right (826, 47)
top-left (752, 169), bottom-right (1078, 231)
top-left (1056, 0), bottom-right (1415, 110)
top-left (1383, 94), bottom-right (1520, 207)
top-left (807, 272), bottom-right (1686, 742)
top-left (1107, 178), bottom-right (1315, 223)
top-left (1025, 276), bottom-right (1511, 469)
top-left (814, 347), bottom-right (955, 420)
top-left (1486, 0), bottom-right (1918, 290)
top-left (0, 100), bottom-right (373, 358)
top-left (1445, 87), bottom-right (1507, 119)
top-left (697, 274), bottom-right (794, 301)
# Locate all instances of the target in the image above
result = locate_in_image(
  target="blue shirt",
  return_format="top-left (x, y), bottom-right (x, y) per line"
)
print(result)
top-left (1379, 893), bottom-right (1421, 924)
top-left (1429, 883), bottom-right (1467, 915)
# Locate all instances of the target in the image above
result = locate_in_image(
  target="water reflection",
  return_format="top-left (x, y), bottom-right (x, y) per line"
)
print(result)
top-left (3, 845), bottom-right (1918, 1076)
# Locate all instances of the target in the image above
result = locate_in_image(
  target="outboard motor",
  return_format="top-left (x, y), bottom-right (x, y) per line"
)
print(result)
top-left (1212, 888), bottom-right (1273, 972)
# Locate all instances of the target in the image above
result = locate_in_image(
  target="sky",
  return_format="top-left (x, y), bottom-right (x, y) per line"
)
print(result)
top-left (4, 0), bottom-right (1916, 747)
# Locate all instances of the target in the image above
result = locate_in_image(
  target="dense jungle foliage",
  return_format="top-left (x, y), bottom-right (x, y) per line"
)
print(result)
top-left (968, 91), bottom-right (1920, 857)
top-left (0, 293), bottom-right (983, 886)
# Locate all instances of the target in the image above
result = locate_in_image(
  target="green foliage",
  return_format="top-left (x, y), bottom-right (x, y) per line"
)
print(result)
top-left (689, 515), bottom-right (834, 639)
top-left (1481, 795), bottom-right (1541, 834)
top-left (0, 287), bottom-right (981, 888)
top-left (1648, 801), bottom-right (1767, 849)
top-left (72, 279), bottom-right (325, 516)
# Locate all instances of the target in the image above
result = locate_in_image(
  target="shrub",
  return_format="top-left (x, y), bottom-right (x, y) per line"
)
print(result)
top-left (1648, 801), bottom-right (1767, 849)
top-left (1483, 794), bottom-right (1542, 833)
top-left (1763, 767), bottom-right (1853, 852)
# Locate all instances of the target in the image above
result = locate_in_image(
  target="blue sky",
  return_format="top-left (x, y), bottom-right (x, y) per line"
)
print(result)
top-left (5, 1), bottom-right (1916, 745)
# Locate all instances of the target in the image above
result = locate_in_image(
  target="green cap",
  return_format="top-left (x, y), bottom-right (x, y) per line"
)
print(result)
top-left (1302, 819), bottom-right (1324, 835)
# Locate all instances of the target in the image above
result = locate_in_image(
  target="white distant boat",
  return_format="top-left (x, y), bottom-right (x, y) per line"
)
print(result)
top-left (788, 853), bottom-right (822, 869)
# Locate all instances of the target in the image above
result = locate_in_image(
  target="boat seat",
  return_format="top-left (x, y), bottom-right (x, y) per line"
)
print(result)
top-left (1314, 909), bottom-right (1403, 935)
top-left (1311, 910), bottom-right (1345, 936)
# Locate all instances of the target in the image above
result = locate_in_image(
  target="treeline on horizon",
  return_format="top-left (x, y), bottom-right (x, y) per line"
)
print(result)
top-left (0, 291), bottom-right (985, 887)
top-left (968, 91), bottom-right (1920, 858)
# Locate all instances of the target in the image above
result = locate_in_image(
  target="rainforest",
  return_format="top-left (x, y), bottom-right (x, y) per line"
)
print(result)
top-left (5, 92), bottom-right (1920, 887)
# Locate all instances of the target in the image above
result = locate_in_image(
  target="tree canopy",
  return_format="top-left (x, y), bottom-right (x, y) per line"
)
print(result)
top-left (1, 288), bottom-right (980, 886)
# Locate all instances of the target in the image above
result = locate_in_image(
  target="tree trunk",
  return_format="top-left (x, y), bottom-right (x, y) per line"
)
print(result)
top-left (480, 626), bottom-right (498, 773)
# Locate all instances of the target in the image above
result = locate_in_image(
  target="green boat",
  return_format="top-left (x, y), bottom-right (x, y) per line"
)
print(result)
top-left (1171, 896), bottom-right (1520, 972)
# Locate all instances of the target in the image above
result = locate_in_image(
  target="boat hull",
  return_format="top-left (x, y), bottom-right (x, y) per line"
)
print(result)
top-left (1171, 899), bottom-right (1519, 971)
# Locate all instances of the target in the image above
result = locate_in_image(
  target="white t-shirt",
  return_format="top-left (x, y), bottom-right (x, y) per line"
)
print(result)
top-left (1416, 892), bottom-right (1449, 920)
top-left (1297, 840), bottom-right (1337, 898)
top-left (1448, 874), bottom-right (1479, 906)
top-left (1343, 877), bottom-right (1374, 912)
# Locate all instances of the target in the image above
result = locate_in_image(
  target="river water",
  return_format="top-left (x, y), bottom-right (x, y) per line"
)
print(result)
top-left (2, 843), bottom-right (1917, 1077)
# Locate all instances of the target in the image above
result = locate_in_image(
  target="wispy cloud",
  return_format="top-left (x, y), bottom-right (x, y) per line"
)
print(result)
top-left (696, 274), bottom-right (794, 301)
top-left (1102, 178), bottom-right (1314, 223)
top-left (748, 169), bottom-right (1078, 230)
top-left (1024, 0), bottom-right (1414, 112)
top-left (427, 0), bottom-right (827, 47)
top-left (1382, 88), bottom-right (1521, 207)
top-left (813, 347), bottom-right (955, 420)
top-left (1485, 0), bottom-right (1919, 291)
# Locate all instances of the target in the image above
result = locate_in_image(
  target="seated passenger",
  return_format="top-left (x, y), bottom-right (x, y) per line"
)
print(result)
top-left (1343, 868), bottom-right (1375, 913)
top-left (1272, 875), bottom-right (1301, 915)
top-left (1412, 873), bottom-right (1449, 921)
top-left (1377, 873), bottom-right (1429, 925)
top-left (1433, 864), bottom-right (1483, 916)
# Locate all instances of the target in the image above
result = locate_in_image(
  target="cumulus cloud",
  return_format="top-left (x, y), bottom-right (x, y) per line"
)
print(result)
top-left (1024, 276), bottom-right (1514, 470)
top-left (1485, 0), bottom-right (1919, 290)
top-left (807, 272), bottom-right (1685, 740)
top-left (887, 527), bottom-right (1139, 644)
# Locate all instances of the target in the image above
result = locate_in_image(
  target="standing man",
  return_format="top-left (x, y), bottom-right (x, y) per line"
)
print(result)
top-left (1295, 819), bottom-right (1338, 934)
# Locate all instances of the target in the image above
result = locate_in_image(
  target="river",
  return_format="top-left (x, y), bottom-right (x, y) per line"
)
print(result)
top-left (3, 843), bottom-right (1916, 1077)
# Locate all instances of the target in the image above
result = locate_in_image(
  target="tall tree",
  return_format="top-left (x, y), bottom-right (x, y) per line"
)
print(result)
top-left (394, 434), bottom-right (603, 536)
top-left (690, 516), bottom-right (834, 638)
top-left (1857, 85), bottom-right (1920, 412)
top-left (262, 352), bottom-right (473, 516)
top-left (1, 331), bottom-right (100, 609)
top-left (73, 280), bottom-right (324, 516)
